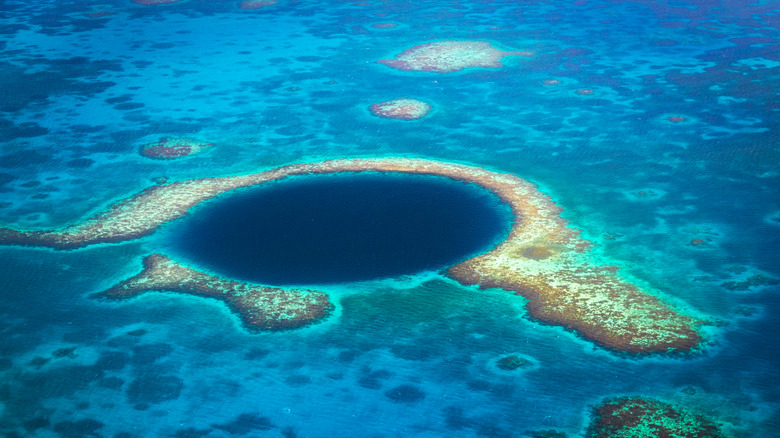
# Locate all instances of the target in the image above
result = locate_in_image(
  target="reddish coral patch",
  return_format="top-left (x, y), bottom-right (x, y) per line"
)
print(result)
top-left (667, 116), bottom-right (686, 123)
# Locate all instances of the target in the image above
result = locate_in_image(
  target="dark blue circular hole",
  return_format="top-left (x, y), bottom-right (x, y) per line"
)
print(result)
top-left (165, 172), bottom-right (512, 285)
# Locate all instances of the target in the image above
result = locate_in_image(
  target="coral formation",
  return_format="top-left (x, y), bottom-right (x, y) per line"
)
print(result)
top-left (369, 98), bottom-right (431, 120)
top-left (495, 354), bottom-right (533, 371)
top-left (587, 397), bottom-right (723, 438)
top-left (378, 40), bottom-right (532, 73)
top-left (97, 254), bottom-right (333, 330)
top-left (141, 137), bottom-right (213, 160)
top-left (0, 158), bottom-right (704, 352)
top-left (721, 274), bottom-right (779, 291)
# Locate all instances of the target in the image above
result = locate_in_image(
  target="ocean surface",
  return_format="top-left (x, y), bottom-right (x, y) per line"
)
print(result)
top-left (0, 0), bottom-right (779, 437)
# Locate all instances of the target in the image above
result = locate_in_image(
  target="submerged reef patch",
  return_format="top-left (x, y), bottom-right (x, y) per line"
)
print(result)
top-left (378, 40), bottom-right (532, 73)
top-left (495, 354), bottom-right (535, 371)
top-left (587, 397), bottom-right (724, 438)
top-left (0, 158), bottom-right (704, 353)
top-left (140, 137), bottom-right (213, 160)
top-left (369, 98), bottom-right (431, 120)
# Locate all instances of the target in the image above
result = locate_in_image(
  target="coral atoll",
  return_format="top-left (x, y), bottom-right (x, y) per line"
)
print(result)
top-left (0, 158), bottom-right (704, 352)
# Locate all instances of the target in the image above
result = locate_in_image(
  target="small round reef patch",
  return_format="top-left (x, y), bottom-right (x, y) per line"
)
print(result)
top-left (239, 0), bottom-right (278, 9)
top-left (495, 354), bottom-right (534, 371)
top-left (370, 98), bottom-right (431, 120)
top-left (141, 137), bottom-right (213, 160)
top-left (587, 397), bottom-right (724, 438)
top-left (378, 40), bottom-right (532, 73)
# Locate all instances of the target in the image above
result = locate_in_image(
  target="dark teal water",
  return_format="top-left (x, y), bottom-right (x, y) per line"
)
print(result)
top-left (0, 0), bottom-right (778, 437)
top-left (167, 173), bottom-right (511, 285)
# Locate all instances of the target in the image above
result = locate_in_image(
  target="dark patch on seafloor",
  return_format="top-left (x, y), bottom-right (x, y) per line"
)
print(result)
top-left (0, 59), bottom-right (120, 113)
top-left (167, 173), bottom-right (512, 285)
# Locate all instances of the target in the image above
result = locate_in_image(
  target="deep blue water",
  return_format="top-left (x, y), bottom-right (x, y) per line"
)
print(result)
top-left (0, 0), bottom-right (779, 437)
top-left (168, 173), bottom-right (511, 285)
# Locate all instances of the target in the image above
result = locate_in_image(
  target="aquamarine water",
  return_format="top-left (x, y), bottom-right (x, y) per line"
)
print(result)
top-left (0, 0), bottom-right (778, 436)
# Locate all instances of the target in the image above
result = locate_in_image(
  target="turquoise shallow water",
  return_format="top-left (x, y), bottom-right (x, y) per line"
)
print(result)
top-left (1, 0), bottom-right (779, 437)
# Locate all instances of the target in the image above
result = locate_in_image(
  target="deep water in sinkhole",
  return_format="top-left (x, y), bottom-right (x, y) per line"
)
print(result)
top-left (166, 172), bottom-right (513, 285)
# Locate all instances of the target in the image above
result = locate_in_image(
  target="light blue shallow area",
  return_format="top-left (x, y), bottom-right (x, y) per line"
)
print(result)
top-left (0, 0), bottom-right (778, 437)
